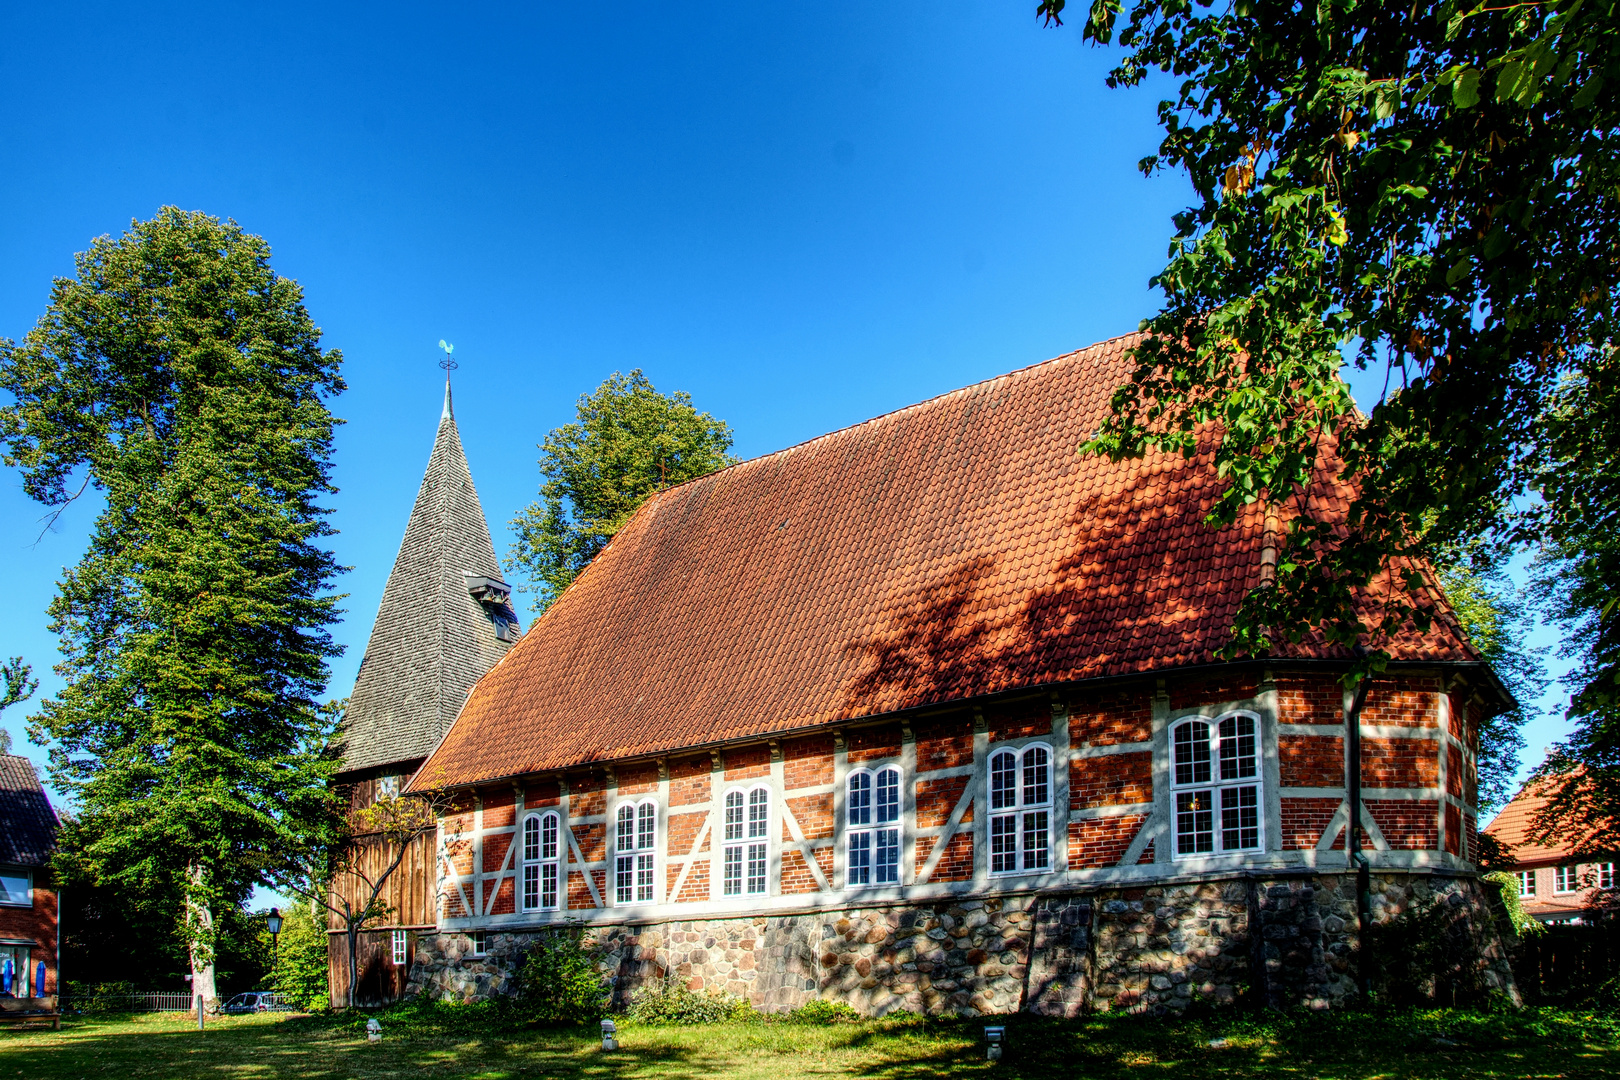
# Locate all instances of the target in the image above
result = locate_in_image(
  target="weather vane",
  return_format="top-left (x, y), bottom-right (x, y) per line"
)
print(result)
top-left (437, 339), bottom-right (458, 373)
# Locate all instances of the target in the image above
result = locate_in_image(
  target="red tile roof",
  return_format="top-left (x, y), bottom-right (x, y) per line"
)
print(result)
top-left (1484, 778), bottom-right (1567, 865)
top-left (415, 337), bottom-right (1476, 790)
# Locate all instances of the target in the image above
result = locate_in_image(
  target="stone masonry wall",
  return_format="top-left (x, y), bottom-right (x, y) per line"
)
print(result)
top-left (405, 871), bottom-right (1517, 1015)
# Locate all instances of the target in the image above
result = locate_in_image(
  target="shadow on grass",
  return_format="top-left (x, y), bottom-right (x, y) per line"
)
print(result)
top-left (0, 1007), bottom-right (1615, 1080)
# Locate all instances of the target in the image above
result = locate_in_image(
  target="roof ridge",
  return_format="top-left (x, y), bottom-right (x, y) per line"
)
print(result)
top-left (651, 337), bottom-right (1137, 502)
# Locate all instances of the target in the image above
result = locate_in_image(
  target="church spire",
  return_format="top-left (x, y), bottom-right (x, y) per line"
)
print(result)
top-left (337, 359), bottom-right (515, 777)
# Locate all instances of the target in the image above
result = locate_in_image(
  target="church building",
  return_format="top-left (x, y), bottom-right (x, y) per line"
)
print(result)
top-left (343, 335), bottom-right (1517, 1014)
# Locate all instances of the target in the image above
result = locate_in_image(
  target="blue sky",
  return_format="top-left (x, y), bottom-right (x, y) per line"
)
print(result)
top-left (0, 1), bottom-right (1572, 826)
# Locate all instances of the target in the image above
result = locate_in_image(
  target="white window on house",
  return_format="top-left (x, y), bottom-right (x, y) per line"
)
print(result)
top-left (615, 799), bottom-right (657, 905)
top-left (522, 811), bottom-right (561, 912)
top-left (469, 931), bottom-right (486, 957)
top-left (0, 871), bottom-right (30, 907)
top-left (848, 766), bottom-right (901, 887)
top-left (722, 785), bottom-right (770, 896)
top-left (1555, 865), bottom-right (1578, 893)
top-left (988, 744), bottom-right (1052, 875)
top-left (391, 930), bottom-right (407, 966)
top-left (1171, 713), bottom-right (1263, 858)
top-left (1597, 863), bottom-right (1616, 890)
top-left (1516, 869), bottom-right (1537, 898)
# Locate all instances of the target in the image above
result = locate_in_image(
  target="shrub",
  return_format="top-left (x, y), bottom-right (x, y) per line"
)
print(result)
top-left (514, 925), bottom-right (610, 1024)
top-left (786, 998), bottom-right (861, 1024)
top-left (627, 981), bottom-right (754, 1024)
top-left (269, 901), bottom-right (331, 1011)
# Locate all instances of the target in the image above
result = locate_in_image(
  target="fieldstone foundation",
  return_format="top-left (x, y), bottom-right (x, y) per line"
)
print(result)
top-left (405, 871), bottom-right (1517, 1016)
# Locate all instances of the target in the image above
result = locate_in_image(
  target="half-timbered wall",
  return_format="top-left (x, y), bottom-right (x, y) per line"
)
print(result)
top-left (432, 666), bottom-right (1484, 932)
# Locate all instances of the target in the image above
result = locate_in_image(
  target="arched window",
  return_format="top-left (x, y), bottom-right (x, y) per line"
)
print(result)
top-left (988, 745), bottom-right (1051, 874)
top-left (615, 799), bottom-right (657, 904)
top-left (848, 766), bottom-right (901, 887)
top-left (722, 786), bottom-right (770, 897)
top-left (522, 811), bottom-right (560, 911)
top-left (1171, 713), bottom-right (1262, 857)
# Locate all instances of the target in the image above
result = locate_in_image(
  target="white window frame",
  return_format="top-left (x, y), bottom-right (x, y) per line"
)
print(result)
top-left (520, 811), bottom-right (561, 912)
top-left (469, 931), bottom-right (486, 957)
top-left (987, 742), bottom-right (1053, 876)
top-left (0, 869), bottom-right (31, 908)
top-left (1169, 711), bottom-right (1264, 859)
top-left (390, 929), bottom-right (407, 966)
top-left (847, 765), bottom-right (902, 888)
top-left (1516, 869), bottom-right (1537, 898)
top-left (1595, 862), bottom-right (1616, 890)
top-left (1554, 864), bottom-right (1578, 894)
top-left (614, 798), bottom-right (658, 905)
top-left (721, 784), bottom-right (771, 897)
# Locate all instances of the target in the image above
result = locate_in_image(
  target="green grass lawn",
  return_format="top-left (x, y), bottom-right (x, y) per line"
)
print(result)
top-left (0, 1006), bottom-right (1614, 1079)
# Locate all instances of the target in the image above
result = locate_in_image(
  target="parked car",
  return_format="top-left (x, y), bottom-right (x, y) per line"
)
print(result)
top-left (220, 992), bottom-right (290, 1014)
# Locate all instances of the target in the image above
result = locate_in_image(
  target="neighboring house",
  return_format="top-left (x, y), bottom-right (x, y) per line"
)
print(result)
top-left (1484, 775), bottom-right (1616, 924)
top-left (327, 377), bottom-right (518, 1005)
top-left (0, 754), bottom-right (59, 997)
top-left (394, 336), bottom-right (1517, 1015)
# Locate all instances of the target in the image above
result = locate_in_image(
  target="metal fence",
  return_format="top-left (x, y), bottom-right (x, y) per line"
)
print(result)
top-left (67, 992), bottom-right (202, 1013)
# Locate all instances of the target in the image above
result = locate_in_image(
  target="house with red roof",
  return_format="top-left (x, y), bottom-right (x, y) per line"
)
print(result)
top-left (1484, 775), bottom-right (1616, 924)
top-left (343, 336), bottom-right (1517, 1015)
top-left (0, 754), bottom-right (59, 1000)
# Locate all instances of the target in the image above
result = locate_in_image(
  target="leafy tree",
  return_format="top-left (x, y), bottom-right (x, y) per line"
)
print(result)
top-left (1434, 558), bottom-right (1546, 811)
top-left (507, 370), bottom-right (735, 616)
top-left (0, 208), bottom-right (346, 1007)
top-left (1034, 1), bottom-right (1616, 851)
top-left (0, 657), bottom-right (37, 754)
top-left (260, 778), bottom-right (447, 1009)
top-left (268, 900), bottom-right (331, 1010)
top-left (1033, 0), bottom-right (1617, 674)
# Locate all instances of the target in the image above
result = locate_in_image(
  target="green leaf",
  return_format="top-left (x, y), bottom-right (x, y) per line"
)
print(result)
top-left (1452, 67), bottom-right (1481, 108)
top-left (1573, 73), bottom-right (1605, 109)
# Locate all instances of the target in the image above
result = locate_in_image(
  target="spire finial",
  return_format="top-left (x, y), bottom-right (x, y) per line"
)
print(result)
top-left (438, 340), bottom-right (458, 420)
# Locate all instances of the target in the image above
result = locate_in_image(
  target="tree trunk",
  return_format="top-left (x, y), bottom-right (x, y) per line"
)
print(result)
top-left (186, 870), bottom-right (218, 1012)
top-left (346, 922), bottom-right (359, 1009)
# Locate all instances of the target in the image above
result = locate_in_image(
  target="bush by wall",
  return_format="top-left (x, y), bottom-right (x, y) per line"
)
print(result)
top-left (626, 981), bottom-right (754, 1024)
top-left (513, 925), bottom-right (609, 1024)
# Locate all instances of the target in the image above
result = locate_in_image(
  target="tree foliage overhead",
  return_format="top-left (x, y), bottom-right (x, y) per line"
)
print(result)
top-left (1526, 362), bottom-right (1620, 854)
top-left (1036, 0), bottom-right (1617, 839)
top-left (507, 369), bottom-right (736, 615)
top-left (0, 207), bottom-right (347, 990)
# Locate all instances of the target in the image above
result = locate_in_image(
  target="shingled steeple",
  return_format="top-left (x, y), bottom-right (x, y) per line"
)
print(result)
top-left (338, 378), bottom-right (518, 777)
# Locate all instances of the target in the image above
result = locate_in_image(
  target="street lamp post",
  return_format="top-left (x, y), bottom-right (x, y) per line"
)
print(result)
top-left (266, 907), bottom-right (284, 968)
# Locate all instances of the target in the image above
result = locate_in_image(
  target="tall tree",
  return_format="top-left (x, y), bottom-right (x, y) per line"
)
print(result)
top-left (507, 369), bottom-right (736, 615)
top-left (1035, 0), bottom-right (1616, 817)
top-left (0, 208), bottom-right (346, 1007)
